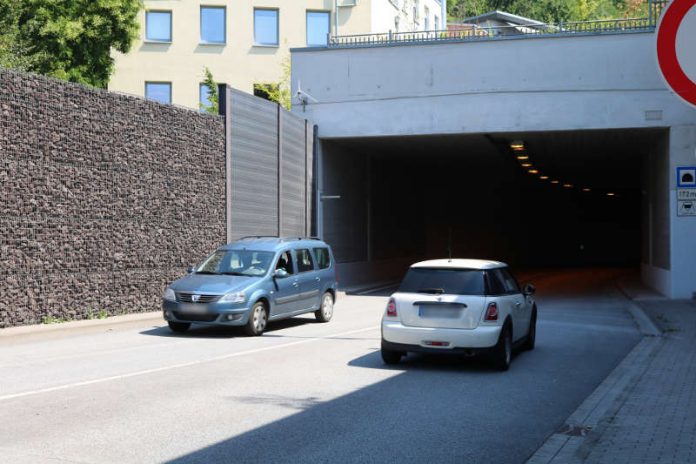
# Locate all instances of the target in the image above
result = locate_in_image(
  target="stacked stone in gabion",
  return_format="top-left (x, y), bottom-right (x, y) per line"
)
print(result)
top-left (0, 69), bottom-right (226, 328)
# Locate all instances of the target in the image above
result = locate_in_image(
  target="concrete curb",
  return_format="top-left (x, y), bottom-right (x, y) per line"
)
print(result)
top-left (0, 311), bottom-right (162, 340)
top-left (526, 281), bottom-right (664, 464)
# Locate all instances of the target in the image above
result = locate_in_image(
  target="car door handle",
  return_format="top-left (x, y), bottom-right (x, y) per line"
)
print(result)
top-left (315, 277), bottom-right (320, 282)
top-left (292, 282), bottom-right (299, 287)
top-left (515, 302), bottom-right (522, 307)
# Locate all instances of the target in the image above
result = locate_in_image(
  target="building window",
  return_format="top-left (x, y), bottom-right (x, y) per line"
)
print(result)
top-left (145, 11), bottom-right (172, 42)
top-left (424, 7), bottom-right (429, 30)
top-left (306, 11), bottom-right (330, 46)
top-left (145, 82), bottom-right (171, 104)
top-left (434, 15), bottom-right (440, 31)
top-left (201, 6), bottom-right (226, 44)
top-left (254, 8), bottom-right (279, 46)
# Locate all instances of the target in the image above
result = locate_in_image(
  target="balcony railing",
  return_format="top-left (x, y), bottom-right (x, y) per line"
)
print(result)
top-left (327, 16), bottom-right (659, 49)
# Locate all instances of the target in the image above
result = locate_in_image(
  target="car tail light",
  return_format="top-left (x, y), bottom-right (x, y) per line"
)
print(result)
top-left (484, 302), bottom-right (498, 321)
top-left (386, 298), bottom-right (397, 317)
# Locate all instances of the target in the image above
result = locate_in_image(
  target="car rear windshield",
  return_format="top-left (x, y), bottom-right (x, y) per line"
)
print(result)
top-left (398, 268), bottom-right (486, 295)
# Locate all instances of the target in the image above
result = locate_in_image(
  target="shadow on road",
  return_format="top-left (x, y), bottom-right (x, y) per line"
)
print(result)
top-left (139, 316), bottom-right (319, 339)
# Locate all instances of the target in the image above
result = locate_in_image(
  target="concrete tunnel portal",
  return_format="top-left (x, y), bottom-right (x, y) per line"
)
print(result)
top-left (319, 128), bottom-right (668, 283)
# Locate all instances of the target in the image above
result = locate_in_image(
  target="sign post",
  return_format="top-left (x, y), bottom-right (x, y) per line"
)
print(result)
top-left (656, 0), bottom-right (696, 108)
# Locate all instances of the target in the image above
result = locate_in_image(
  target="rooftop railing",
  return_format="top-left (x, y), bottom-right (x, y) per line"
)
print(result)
top-left (327, 16), bottom-right (660, 49)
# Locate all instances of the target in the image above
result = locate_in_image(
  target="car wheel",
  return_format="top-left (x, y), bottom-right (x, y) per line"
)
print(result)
top-left (244, 301), bottom-right (268, 336)
top-left (492, 324), bottom-right (512, 371)
top-left (315, 292), bottom-right (334, 322)
top-left (168, 321), bottom-right (191, 333)
top-left (523, 309), bottom-right (537, 351)
top-left (381, 348), bottom-right (403, 365)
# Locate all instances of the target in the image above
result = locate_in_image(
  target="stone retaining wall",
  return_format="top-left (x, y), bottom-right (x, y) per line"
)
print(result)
top-left (0, 69), bottom-right (226, 327)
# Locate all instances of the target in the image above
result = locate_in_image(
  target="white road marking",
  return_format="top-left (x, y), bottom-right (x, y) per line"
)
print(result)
top-left (0, 326), bottom-right (379, 402)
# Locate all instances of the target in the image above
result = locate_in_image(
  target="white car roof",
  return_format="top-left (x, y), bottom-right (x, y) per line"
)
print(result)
top-left (410, 259), bottom-right (507, 270)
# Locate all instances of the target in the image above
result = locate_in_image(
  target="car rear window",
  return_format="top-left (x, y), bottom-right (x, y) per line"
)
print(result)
top-left (398, 268), bottom-right (486, 295)
top-left (313, 247), bottom-right (331, 269)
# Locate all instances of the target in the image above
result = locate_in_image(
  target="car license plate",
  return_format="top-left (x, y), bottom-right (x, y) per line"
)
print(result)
top-left (418, 305), bottom-right (460, 319)
top-left (179, 303), bottom-right (207, 313)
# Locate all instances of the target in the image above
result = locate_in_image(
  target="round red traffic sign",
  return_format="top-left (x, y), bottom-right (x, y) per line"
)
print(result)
top-left (656, 0), bottom-right (696, 107)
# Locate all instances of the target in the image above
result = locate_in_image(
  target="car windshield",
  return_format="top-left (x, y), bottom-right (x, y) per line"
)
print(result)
top-left (195, 250), bottom-right (275, 277)
top-left (398, 268), bottom-right (486, 295)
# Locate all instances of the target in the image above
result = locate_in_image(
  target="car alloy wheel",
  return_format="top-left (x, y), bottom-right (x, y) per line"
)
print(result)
top-left (245, 302), bottom-right (268, 336)
top-left (315, 292), bottom-right (334, 322)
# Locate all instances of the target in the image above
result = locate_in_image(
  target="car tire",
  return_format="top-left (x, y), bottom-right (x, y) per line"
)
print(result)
top-left (492, 324), bottom-right (512, 371)
top-left (523, 308), bottom-right (537, 351)
top-left (244, 301), bottom-right (268, 336)
top-left (381, 348), bottom-right (403, 365)
top-left (168, 321), bottom-right (191, 333)
top-left (315, 292), bottom-right (334, 322)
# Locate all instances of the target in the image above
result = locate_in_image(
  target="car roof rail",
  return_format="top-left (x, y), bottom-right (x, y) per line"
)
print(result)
top-left (238, 235), bottom-right (279, 240)
top-left (278, 236), bottom-right (323, 242)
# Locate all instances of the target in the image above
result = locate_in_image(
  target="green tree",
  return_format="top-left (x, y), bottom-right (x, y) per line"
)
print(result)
top-left (255, 56), bottom-right (291, 110)
top-left (448, 0), bottom-right (649, 23)
top-left (1, 0), bottom-right (142, 88)
top-left (200, 67), bottom-right (219, 115)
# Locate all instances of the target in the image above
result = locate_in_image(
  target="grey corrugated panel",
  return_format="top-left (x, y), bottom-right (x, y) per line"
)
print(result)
top-left (280, 111), bottom-right (306, 237)
top-left (306, 124), bottom-right (314, 237)
top-left (229, 91), bottom-right (279, 239)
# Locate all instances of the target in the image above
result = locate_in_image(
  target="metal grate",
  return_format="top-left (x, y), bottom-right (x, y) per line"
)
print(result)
top-left (173, 311), bottom-right (219, 322)
top-left (175, 292), bottom-right (221, 303)
top-left (327, 17), bottom-right (657, 49)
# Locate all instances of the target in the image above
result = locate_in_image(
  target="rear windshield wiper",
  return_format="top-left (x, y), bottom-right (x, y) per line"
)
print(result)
top-left (417, 288), bottom-right (445, 295)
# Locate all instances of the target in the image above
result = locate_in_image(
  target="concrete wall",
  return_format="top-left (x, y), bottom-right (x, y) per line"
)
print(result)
top-left (292, 31), bottom-right (696, 297)
top-left (292, 32), bottom-right (696, 138)
top-left (0, 69), bottom-right (226, 327)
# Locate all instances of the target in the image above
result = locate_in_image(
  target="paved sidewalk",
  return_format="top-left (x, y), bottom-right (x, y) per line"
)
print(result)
top-left (528, 279), bottom-right (696, 464)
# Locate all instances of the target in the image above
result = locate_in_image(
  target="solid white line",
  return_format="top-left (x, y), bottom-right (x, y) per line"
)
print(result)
top-left (0, 326), bottom-right (379, 402)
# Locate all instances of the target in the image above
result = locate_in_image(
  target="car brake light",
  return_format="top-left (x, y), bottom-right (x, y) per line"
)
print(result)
top-left (484, 302), bottom-right (498, 321)
top-left (386, 298), bottom-right (397, 317)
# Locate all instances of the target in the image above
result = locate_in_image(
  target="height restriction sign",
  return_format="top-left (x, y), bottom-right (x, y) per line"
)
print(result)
top-left (657, 0), bottom-right (696, 108)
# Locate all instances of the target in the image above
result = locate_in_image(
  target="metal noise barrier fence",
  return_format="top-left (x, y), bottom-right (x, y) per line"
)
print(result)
top-left (222, 87), bottom-right (315, 242)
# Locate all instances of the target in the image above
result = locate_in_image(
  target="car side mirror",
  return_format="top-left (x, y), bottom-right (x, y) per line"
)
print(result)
top-left (187, 265), bottom-right (195, 274)
top-left (523, 283), bottom-right (536, 296)
top-left (274, 269), bottom-right (289, 279)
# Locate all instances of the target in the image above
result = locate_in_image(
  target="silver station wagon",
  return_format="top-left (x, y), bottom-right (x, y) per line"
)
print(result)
top-left (162, 237), bottom-right (338, 336)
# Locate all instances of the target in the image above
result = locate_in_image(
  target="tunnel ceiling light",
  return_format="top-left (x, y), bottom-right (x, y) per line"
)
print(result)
top-left (607, 192), bottom-right (616, 196)
top-left (516, 155), bottom-right (529, 160)
top-left (528, 169), bottom-right (539, 174)
top-left (539, 176), bottom-right (549, 180)
top-left (550, 180), bottom-right (560, 184)
top-left (563, 183), bottom-right (573, 188)
top-left (521, 163), bottom-right (533, 168)
top-left (582, 188), bottom-right (591, 192)
top-left (510, 141), bottom-right (525, 151)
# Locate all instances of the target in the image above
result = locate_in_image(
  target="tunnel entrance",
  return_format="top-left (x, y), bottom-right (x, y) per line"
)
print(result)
top-left (320, 128), bottom-right (668, 284)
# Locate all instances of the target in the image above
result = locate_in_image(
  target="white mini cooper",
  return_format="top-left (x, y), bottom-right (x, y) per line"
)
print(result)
top-left (381, 259), bottom-right (537, 371)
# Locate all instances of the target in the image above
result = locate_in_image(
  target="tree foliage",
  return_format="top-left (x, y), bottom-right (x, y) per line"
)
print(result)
top-left (255, 56), bottom-right (291, 110)
top-left (0, 0), bottom-right (142, 88)
top-left (200, 67), bottom-right (219, 115)
top-left (448, 0), bottom-right (648, 23)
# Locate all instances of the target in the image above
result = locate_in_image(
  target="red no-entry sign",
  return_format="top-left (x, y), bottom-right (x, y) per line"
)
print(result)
top-left (657, 0), bottom-right (696, 107)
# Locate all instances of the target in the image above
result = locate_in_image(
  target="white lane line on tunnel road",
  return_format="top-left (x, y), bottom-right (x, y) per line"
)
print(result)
top-left (0, 325), bottom-right (379, 402)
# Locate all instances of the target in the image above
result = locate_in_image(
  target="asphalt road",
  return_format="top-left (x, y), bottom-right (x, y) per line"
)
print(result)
top-left (0, 268), bottom-right (641, 464)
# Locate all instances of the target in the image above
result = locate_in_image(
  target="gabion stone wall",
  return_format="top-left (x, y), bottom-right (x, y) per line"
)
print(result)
top-left (0, 69), bottom-right (226, 328)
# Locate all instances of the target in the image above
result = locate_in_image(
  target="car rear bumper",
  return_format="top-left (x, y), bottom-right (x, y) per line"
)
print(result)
top-left (381, 320), bottom-right (502, 350)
